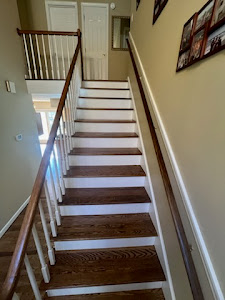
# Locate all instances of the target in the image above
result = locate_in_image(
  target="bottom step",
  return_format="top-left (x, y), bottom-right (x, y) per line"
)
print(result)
top-left (45, 289), bottom-right (165, 299)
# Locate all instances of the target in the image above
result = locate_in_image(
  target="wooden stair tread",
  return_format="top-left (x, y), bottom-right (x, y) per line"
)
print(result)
top-left (64, 165), bottom-right (146, 178)
top-left (77, 108), bottom-right (133, 111)
top-left (54, 214), bottom-right (157, 241)
top-left (40, 247), bottom-right (165, 290)
top-left (73, 132), bottom-right (138, 138)
top-left (83, 80), bottom-right (128, 82)
top-left (44, 289), bottom-right (164, 299)
top-left (79, 97), bottom-right (132, 100)
top-left (69, 148), bottom-right (142, 156)
top-left (81, 87), bottom-right (130, 90)
top-left (61, 187), bottom-right (151, 205)
top-left (75, 119), bottom-right (136, 123)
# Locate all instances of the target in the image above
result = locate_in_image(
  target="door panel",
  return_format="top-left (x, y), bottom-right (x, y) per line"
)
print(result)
top-left (82, 4), bottom-right (108, 80)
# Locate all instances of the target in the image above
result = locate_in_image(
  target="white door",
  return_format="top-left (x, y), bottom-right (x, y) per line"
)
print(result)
top-left (81, 3), bottom-right (109, 80)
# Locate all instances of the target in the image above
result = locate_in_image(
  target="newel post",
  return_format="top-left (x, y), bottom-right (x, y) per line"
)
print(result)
top-left (77, 29), bottom-right (84, 81)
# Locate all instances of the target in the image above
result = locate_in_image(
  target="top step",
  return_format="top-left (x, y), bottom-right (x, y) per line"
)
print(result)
top-left (80, 88), bottom-right (131, 99)
top-left (82, 80), bottom-right (129, 89)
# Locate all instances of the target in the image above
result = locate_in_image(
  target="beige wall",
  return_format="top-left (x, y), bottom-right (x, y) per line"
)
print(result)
top-left (17, 0), bottom-right (131, 80)
top-left (130, 0), bottom-right (225, 297)
top-left (0, 1), bottom-right (41, 231)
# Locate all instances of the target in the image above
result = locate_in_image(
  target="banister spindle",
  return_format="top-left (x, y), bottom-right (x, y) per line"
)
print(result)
top-left (29, 34), bottom-right (38, 79)
top-left (53, 35), bottom-right (60, 79)
top-left (48, 165), bottom-right (61, 226)
top-left (44, 182), bottom-right (57, 237)
top-left (58, 124), bottom-right (67, 174)
top-left (38, 200), bottom-right (55, 265)
top-left (60, 117), bottom-right (70, 170)
top-left (32, 224), bottom-right (50, 283)
top-left (53, 146), bottom-right (65, 195)
top-left (24, 254), bottom-right (42, 300)
top-left (12, 293), bottom-right (20, 300)
top-left (48, 35), bottom-right (54, 79)
top-left (51, 150), bottom-right (63, 202)
top-left (41, 34), bottom-right (49, 79)
top-left (60, 35), bottom-right (66, 79)
top-left (65, 99), bottom-right (72, 151)
top-left (68, 85), bottom-right (75, 137)
top-left (62, 109), bottom-right (70, 154)
top-left (22, 34), bottom-right (32, 79)
top-left (35, 34), bottom-right (43, 79)
top-left (66, 36), bottom-right (70, 73)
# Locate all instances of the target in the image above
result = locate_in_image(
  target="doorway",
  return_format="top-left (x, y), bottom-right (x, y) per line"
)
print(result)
top-left (81, 3), bottom-right (109, 80)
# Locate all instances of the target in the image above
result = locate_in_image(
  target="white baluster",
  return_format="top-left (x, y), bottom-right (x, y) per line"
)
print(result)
top-left (48, 164), bottom-right (61, 226)
top-left (62, 110), bottom-right (70, 155)
top-left (58, 124), bottom-right (67, 174)
top-left (53, 35), bottom-right (60, 79)
top-left (29, 34), bottom-right (38, 79)
top-left (51, 150), bottom-right (63, 202)
top-left (22, 34), bottom-right (32, 79)
top-left (42, 34), bottom-right (49, 79)
top-left (60, 117), bottom-right (70, 170)
top-left (24, 254), bottom-right (42, 300)
top-left (66, 36), bottom-right (70, 72)
top-left (53, 146), bottom-right (65, 195)
top-left (60, 35), bottom-right (66, 79)
top-left (48, 35), bottom-right (54, 79)
top-left (38, 200), bottom-right (55, 265)
top-left (65, 99), bottom-right (72, 151)
top-left (35, 34), bottom-right (43, 79)
top-left (32, 224), bottom-right (50, 283)
top-left (44, 182), bottom-right (57, 237)
top-left (12, 293), bottom-right (20, 300)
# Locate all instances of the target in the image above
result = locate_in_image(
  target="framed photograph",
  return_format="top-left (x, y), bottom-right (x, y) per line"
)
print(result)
top-left (177, 50), bottom-right (190, 71)
top-left (211, 0), bottom-right (225, 27)
top-left (189, 28), bottom-right (206, 62)
top-left (180, 15), bottom-right (196, 51)
top-left (204, 22), bottom-right (225, 55)
top-left (153, 0), bottom-right (168, 24)
top-left (195, 0), bottom-right (215, 31)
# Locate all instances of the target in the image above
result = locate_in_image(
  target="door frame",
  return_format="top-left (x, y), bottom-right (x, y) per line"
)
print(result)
top-left (81, 2), bottom-right (109, 80)
top-left (45, 1), bottom-right (78, 31)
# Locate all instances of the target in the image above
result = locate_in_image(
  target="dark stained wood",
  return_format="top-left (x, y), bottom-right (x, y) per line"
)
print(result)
top-left (54, 214), bottom-right (157, 241)
top-left (69, 148), bottom-right (142, 156)
top-left (79, 97), bottom-right (132, 100)
top-left (81, 88), bottom-right (130, 90)
top-left (45, 289), bottom-right (165, 300)
top-left (83, 80), bottom-right (128, 82)
top-left (61, 187), bottom-right (151, 205)
top-left (75, 119), bottom-right (136, 123)
top-left (77, 108), bottom-right (133, 111)
top-left (127, 38), bottom-right (204, 300)
top-left (64, 165), bottom-right (146, 178)
top-left (73, 132), bottom-right (138, 138)
top-left (17, 28), bottom-right (78, 36)
top-left (40, 247), bottom-right (165, 290)
top-left (78, 29), bottom-right (84, 81)
top-left (1, 35), bottom-right (82, 300)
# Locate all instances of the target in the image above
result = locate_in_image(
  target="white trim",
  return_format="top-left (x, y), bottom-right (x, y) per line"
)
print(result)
top-left (129, 32), bottom-right (224, 300)
top-left (128, 77), bottom-right (175, 300)
top-left (47, 281), bottom-right (163, 297)
top-left (45, 1), bottom-right (78, 31)
top-left (81, 2), bottom-right (109, 80)
top-left (0, 196), bottom-right (30, 238)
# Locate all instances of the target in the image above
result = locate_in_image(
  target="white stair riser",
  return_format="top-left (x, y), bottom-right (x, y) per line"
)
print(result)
top-left (46, 282), bottom-right (162, 297)
top-left (82, 81), bottom-right (129, 89)
top-left (80, 89), bottom-right (131, 98)
top-left (69, 155), bottom-right (141, 166)
top-left (76, 110), bottom-right (133, 120)
top-left (75, 123), bottom-right (135, 132)
top-left (64, 177), bottom-right (145, 188)
top-left (60, 203), bottom-right (151, 216)
top-left (78, 98), bottom-right (132, 109)
top-left (54, 237), bottom-right (156, 251)
top-left (72, 138), bottom-right (139, 148)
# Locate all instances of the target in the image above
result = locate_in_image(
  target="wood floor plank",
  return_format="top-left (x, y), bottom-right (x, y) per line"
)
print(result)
top-left (45, 289), bottom-right (165, 300)
top-left (75, 119), bottom-right (136, 123)
top-left (61, 187), bottom-right (151, 205)
top-left (77, 108), bottom-right (133, 111)
top-left (41, 247), bottom-right (165, 290)
top-left (69, 148), bottom-right (142, 156)
top-left (54, 214), bottom-right (157, 241)
top-left (72, 132), bottom-right (138, 138)
top-left (64, 165), bottom-right (146, 178)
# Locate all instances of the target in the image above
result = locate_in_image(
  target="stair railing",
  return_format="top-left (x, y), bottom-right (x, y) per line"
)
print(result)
top-left (17, 28), bottom-right (84, 80)
top-left (0, 29), bottom-right (83, 300)
top-left (127, 38), bottom-right (204, 300)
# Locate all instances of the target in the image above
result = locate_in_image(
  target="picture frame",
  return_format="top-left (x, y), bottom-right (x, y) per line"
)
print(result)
top-left (204, 22), bottom-right (225, 56)
top-left (153, 0), bottom-right (169, 24)
top-left (195, 0), bottom-right (215, 32)
top-left (189, 27), bottom-right (207, 63)
top-left (176, 49), bottom-right (190, 71)
top-left (210, 0), bottom-right (225, 29)
top-left (180, 14), bottom-right (197, 52)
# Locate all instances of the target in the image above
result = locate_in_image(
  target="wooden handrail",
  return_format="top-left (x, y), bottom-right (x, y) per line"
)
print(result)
top-left (17, 28), bottom-right (78, 36)
top-left (0, 38), bottom-right (81, 300)
top-left (127, 38), bottom-right (204, 300)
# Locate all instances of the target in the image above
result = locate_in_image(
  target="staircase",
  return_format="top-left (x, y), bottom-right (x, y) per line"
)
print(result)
top-left (41, 81), bottom-right (166, 299)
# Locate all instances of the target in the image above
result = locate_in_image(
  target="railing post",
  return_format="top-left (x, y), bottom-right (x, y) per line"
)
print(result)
top-left (78, 29), bottom-right (84, 81)
top-left (44, 182), bottom-right (57, 237)
top-left (24, 254), bottom-right (42, 300)
top-left (53, 145), bottom-right (65, 195)
top-left (48, 165), bottom-right (61, 226)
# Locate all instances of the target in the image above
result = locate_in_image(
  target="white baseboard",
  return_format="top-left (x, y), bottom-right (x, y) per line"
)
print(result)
top-left (129, 32), bottom-right (223, 299)
top-left (0, 196), bottom-right (30, 238)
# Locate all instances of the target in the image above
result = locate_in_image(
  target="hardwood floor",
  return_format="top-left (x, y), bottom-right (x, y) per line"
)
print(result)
top-left (69, 148), bottom-right (142, 156)
top-left (72, 132), bottom-right (139, 138)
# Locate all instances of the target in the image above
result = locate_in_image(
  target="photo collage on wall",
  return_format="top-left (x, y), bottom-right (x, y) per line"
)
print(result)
top-left (153, 0), bottom-right (169, 24)
top-left (177, 0), bottom-right (225, 72)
